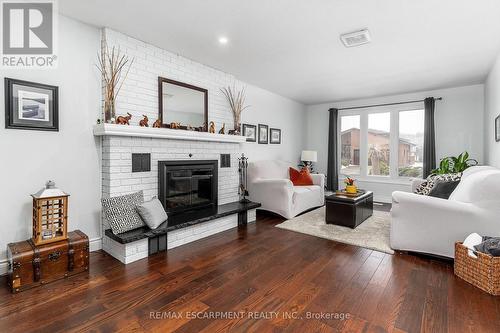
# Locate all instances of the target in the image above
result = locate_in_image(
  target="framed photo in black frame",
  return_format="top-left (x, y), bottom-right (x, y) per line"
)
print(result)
top-left (496, 115), bottom-right (500, 142)
top-left (242, 123), bottom-right (256, 142)
top-left (4, 78), bottom-right (59, 131)
top-left (270, 128), bottom-right (281, 144)
top-left (258, 124), bottom-right (268, 144)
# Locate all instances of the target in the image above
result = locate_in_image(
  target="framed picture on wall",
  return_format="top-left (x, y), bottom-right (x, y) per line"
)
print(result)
top-left (496, 115), bottom-right (500, 142)
top-left (4, 78), bottom-right (59, 131)
top-left (258, 124), bottom-right (268, 144)
top-left (242, 124), bottom-right (256, 142)
top-left (269, 128), bottom-right (281, 144)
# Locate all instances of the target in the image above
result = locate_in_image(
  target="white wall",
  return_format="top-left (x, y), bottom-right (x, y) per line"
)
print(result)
top-left (241, 84), bottom-right (305, 162)
top-left (0, 20), bottom-right (306, 273)
top-left (0, 16), bottom-right (102, 270)
top-left (485, 53), bottom-right (500, 168)
top-left (306, 84), bottom-right (484, 201)
top-left (105, 29), bottom-right (306, 164)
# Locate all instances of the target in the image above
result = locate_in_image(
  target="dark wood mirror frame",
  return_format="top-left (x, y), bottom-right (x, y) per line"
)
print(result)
top-left (158, 77), bottom-right (208, 131)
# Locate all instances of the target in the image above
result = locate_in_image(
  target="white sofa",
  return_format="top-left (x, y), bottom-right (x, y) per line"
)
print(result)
top-left (390, 166), bottom-right (500, 258)
top-left (248, 160), bottom-right (325, 219)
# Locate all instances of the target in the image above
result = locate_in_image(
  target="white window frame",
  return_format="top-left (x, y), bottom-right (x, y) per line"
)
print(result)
top-left (338, 102), bottom-right (423, 184)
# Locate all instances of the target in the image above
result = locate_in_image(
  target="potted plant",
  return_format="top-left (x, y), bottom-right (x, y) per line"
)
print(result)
top-left (344, 177), bottom-right (357, 194)
top-left (431, 151), bottom-right (478, 175)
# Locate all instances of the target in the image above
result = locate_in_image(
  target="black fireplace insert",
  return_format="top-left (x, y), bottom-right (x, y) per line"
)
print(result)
top-left (158, 160), bottom-right (218, 215)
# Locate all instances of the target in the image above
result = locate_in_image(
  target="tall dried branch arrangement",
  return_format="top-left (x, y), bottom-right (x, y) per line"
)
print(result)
top-left (220, 85), bottom-right (250, 134)
top-left (96, 42), bottom-right (134, 122)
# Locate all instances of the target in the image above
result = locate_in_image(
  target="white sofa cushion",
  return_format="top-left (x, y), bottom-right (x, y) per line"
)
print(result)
top-left (449, 169), bottom-right (500, 203)
top-left (248, 160), bottom-right (290, 181)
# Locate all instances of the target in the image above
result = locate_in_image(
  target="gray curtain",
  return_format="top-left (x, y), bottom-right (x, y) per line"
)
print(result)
top-left (423, 97), bottom-right (436, 178)
top-left (327, 108), bottom-right (339, 190)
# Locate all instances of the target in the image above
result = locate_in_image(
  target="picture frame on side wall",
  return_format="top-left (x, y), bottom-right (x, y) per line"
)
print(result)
top-left (258, 124), bottom-right (268, 144)
top-left (496, 115), bottom-right (500, 142)
top-left (269, 128), bottom-right (281, 144)
top-left (4, 78), bottom-right (59, 131)
top-left (242, 124), bottom-right (256, 142)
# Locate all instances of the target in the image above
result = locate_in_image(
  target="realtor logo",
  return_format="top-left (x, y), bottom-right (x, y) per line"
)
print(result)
top-left (1, 0), bottom-right (57, 68)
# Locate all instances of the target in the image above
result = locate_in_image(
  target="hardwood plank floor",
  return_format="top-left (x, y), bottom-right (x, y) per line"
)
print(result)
top-left (1, 211), bottom-right (499, 333)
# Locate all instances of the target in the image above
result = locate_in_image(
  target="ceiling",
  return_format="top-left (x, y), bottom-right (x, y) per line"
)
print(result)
top-left (59, 0), bottom-right (500, 105)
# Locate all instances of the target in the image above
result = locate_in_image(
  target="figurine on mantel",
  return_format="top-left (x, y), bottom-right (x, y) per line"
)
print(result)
top-left (209, 121), bottom-right (215, 133)
top-left (152, 119), bottom-right (162, 128)
top-left (198, 122), bottom-right (207, 132)
top-left (139, 115), bottom-right (149, 127)
top-left (218, 123), bottom-right (225, 134)
top-left (170, 122), bottom-right (181, 129)
top-left (116, 113), bottom-right (132, 125)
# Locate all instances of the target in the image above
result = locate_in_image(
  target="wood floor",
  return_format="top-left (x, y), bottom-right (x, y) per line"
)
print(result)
top-left (1, 211), bottom-right (499, 333)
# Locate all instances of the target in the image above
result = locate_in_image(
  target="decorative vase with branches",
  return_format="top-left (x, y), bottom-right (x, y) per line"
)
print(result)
top-left (96, 42), bottom-right (134, 122)
top-left (220, 85), bottom-right (250, 135)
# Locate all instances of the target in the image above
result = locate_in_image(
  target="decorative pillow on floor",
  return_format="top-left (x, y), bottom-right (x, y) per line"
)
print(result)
top-left (289, 167), bottom-right (314, 186)
top-left (137, 198), bottom-right (168, 229)
top-left (414, 173), bottom-right (461, 196)
top-left (102, 191), bottom-right (145, 234)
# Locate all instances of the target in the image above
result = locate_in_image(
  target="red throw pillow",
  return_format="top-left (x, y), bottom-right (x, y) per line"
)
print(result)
top-left (289, 167), bottom-right (314, 186)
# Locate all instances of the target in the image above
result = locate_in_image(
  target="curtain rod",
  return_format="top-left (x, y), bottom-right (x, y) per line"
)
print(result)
top-left (335, 97), bottom-right (442, 111)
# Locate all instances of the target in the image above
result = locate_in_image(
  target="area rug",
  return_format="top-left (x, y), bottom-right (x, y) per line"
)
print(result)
top-left (276, 207), bottom-right (394, 254)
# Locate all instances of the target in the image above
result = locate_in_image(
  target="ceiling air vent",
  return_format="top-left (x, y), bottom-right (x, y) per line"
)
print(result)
top-left (340, 29), bottom-right (371, 47)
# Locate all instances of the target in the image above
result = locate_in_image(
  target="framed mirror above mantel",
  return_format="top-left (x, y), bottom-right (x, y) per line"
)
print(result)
top-left (158, 77), bottom-right (208, 131)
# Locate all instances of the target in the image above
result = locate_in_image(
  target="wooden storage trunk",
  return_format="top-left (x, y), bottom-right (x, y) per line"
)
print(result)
top-left (454, 242), bottom-right (500, 296)
top-left (7, 230), bottom-right (89, 293)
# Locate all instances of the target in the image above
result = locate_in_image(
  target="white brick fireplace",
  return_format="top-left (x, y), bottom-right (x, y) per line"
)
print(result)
top-left (96, 125), bottom-right (256, 264)
top-left (94, 27), bottom-right (263, 264)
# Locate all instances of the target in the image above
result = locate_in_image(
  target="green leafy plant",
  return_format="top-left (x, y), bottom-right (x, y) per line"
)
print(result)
top-left (431, 151), bottom-right (478, 175)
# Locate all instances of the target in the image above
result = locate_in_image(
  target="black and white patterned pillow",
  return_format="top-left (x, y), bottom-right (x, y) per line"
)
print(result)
top-left (414, 173), bottom-right (461, 196)
top-left (102, 191), bottom-right (145, 234)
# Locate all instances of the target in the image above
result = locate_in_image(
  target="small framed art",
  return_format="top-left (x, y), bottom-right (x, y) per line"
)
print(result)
top-left (270, 128), bottom-right (281, 144)
top-left (242, 124), bottom-right (256, 142)
top-left (496, 115), bottom-right (500, 142)
top-left (258, 124), bottom-right (268, 144)
top-left (4, 78), bottom-right (59, 131)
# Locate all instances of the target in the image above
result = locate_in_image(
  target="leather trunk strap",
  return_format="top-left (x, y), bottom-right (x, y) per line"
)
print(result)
top-left (29, 239), bottom-right (41, 282)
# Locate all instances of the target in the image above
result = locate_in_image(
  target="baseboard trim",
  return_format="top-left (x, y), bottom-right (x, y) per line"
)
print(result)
top-left (0, 237), bottom-right (102, 276)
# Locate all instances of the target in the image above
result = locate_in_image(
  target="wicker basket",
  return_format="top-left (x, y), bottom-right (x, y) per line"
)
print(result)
top-left (454, 242), bottom-right (500, 295)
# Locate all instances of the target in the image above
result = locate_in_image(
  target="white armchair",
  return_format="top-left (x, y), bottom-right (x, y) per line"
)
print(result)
top-left (391, 166), bottom-right (500, 258)
top-left (248, 160), bottom-right (325, 219)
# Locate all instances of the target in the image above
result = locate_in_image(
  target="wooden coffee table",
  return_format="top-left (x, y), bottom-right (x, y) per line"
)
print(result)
top-left (325, 191), bottom-right (373, 228)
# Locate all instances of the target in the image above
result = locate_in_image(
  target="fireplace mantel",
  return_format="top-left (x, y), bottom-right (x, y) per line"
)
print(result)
top-left (93, 123), bottom-right (246, 143)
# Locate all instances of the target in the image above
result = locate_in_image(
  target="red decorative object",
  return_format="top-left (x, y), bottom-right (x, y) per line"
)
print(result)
top-left (344, 177), bottom-right (355, 186)
top-left (289, 167), bottom-right (314, 186)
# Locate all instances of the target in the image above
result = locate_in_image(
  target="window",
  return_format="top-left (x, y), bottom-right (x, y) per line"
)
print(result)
top-left (398, 110), bottom-right (424, 178)
top-left (368, 112), bottom-right (390, 176)
top-left (339, 108), bottom-right (424, 181)
top-left (340, 115), bottom-right (360, 175)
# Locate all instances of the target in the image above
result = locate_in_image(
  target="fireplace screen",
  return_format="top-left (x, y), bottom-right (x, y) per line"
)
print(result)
top-left (159, 160), bottom-right (218, 214)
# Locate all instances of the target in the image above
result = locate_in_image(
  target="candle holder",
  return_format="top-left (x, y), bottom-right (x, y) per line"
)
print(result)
top-left (31, 181), bottom-right (69, 245)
